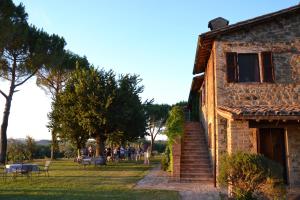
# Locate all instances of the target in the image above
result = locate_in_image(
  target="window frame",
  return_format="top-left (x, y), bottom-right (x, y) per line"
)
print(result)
top-left (226, 52), bottom-right (275, 83)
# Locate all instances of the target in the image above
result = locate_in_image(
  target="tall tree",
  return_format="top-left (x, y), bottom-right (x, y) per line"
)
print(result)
top-left (112, 75), bottom-right (147, 144)
top-left (53, 67), bottom-right (117, 157)
top-left (144, 103), bottom-right (171, 154)
top-left (51, 92), bottom-right (89, 157)
top-left (25, 135), bottom-right (36, 160)
top-left (0, 0), bottom-right (65, 163)
top-left (37, 51), bottom-right (89, 159)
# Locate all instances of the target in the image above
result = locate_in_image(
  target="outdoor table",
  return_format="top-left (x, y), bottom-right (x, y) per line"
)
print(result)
top-left (5, 163), bottom-right (39, 175)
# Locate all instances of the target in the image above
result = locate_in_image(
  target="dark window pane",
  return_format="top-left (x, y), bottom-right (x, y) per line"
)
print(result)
top-left (262, 52), bottom-right (274, 82)
top-left (226, 52), bottom-right (237, 82)
top-left (238, 54), bottom-right (260, 82)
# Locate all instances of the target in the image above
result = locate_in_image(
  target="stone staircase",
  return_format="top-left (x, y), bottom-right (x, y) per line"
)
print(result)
top-left (180, 122), bottom-right (213, 182)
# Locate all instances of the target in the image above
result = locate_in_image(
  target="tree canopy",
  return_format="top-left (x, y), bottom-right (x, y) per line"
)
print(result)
top-left (0, 0), bottom-right (66, 163)
top-left (51, 67), bottom-right (146, 157)
top-left (144, 103), bottom-right (171, 153)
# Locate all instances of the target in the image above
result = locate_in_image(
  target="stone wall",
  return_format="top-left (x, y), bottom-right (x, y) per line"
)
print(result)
top-left (215, 13), bottom-right (300, 107)
top-left (172, 137), bottom-right (181, 179)
top-left (227, 120), bottom-right (257, 154)
top-left (286, 125), bottom-right (300, 185)
top-left (200, 44), bottom-right (216, 168)
top-left (216, 115), bottom-right (227, 177)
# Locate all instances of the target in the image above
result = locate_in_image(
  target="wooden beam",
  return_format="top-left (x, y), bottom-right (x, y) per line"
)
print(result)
top-left (249, 120), bottom-right (300, 128)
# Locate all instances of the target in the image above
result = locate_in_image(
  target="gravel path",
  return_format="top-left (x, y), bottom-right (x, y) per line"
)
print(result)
top-left (135, 165), bottom-right (226, 200)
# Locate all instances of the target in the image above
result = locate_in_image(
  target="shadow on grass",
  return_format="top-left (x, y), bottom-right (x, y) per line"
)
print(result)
top-left (0, 188), bottom-right (179, 200)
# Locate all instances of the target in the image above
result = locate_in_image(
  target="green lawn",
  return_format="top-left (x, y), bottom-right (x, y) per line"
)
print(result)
top-left (0, 159), bottom-right (179, 200)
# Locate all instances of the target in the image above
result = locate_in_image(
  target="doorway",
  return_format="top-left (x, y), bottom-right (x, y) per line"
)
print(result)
top-left (259, 128), bottom-right (287, 182)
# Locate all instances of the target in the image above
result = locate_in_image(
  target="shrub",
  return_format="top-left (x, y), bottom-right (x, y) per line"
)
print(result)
top-left (161, 144), bottom-right (170, 171)
top-left (218, 152), bottom-right (285, 200)
top-left (164, 106), bottom-right (184, 144)
top-left (163, 106), bottom-right (184, 172)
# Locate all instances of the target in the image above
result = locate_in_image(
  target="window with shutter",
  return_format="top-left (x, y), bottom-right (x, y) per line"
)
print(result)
top-left (262, 52), bottom-right (274, 82)
top-left (238, 54), bottom-right (260, 82)
top-left (226, 52), bottom-right (237, 83)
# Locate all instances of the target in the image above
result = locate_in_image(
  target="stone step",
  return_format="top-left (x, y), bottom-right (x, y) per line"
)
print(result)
top-left (181, 153), bottom-right (210, 157)
top-left (181, 160), bottom-right (210, 164)
top-left (182, 148), bottom-right (209, 152)
top-left (181, 152), bottom-right (210, 155)
top-left (181, 154), bottom-right (210, 158)
top-left (181, 171), bottom-right (213, 177)
top-left (181, 162), bottom-right (211, 167)
top-left (180, 166), bottom-right (212, 172)
top-left (183, 136), bottom-right (206, 140)
top-left (180, 177), bottom-right (214, 183)
top-left (182, 143), bottom-right (208, 146)
top-left (183, 137), bottom-right (205, 139)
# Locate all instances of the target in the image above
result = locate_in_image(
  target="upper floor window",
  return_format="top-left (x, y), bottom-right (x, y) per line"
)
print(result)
top-left (226, 52), bottom-right (274, 83)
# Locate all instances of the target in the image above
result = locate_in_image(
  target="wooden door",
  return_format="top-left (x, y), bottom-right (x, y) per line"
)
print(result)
top-left (259, 128), bottom-right (287, 182)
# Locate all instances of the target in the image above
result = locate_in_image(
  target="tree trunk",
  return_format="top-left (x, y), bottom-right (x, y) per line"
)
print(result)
top-left (0, 58), bottom-right (16, 164)
top-left (95, 134), bottom-right (105, 157)
top-left (95, 135), bottom-right (100, 157)
top-left (150, 135), bottom-right (154, 156)
top-left (0, 90), bottom-right (13, 164)
top-left (50, 130), bottom-right (56, 160)
top-left (77, 148), bottom-right (81, 157)
top-left (0, 80), bottom-right (15, 164)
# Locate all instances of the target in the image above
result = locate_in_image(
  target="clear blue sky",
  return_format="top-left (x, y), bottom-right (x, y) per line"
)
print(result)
top-left (1, 0), bottom-right (298, 139)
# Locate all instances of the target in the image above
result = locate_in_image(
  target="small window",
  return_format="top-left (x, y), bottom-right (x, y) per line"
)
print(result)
top-left (261, 52), bottom-right (274, 82)
top-left (238, 54), bottom-right (260, 82)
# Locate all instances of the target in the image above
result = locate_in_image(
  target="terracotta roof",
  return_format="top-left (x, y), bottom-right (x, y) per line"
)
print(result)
top-left (188, 74), bottom-right (204, 106)
top-left (193, 4), bottom-right (300, 75)
top-left (217, 105), bottom-right (300, 120)
top-left (190, 74), bottom-right (204, 92)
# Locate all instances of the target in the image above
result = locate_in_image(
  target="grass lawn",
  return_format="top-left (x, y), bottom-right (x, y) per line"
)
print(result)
top-left (0, 159), bottom-right (179, 200)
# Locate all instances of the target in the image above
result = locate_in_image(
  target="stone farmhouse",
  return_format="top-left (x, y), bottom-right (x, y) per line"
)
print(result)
top-left (173, 4), bottom-right (300, 189)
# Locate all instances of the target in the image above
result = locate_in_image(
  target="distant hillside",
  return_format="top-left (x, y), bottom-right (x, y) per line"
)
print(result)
top-left (36, 140), bottom-right (51, 146)
top-left (8, 138), bottom-right (51, 146)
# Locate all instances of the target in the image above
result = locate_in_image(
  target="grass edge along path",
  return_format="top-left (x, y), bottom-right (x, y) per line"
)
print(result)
top-left (0, 159), bottom-right (179, 200)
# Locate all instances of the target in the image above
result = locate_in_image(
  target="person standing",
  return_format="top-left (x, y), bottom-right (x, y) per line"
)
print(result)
top-left (143, 143), bottom-right (150, 165)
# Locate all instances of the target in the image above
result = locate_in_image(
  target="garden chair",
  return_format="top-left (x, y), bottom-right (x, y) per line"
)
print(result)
top-left (17, 164), bottom-right (32, 178)
top-left (39, 160), bottom-right (51, 177)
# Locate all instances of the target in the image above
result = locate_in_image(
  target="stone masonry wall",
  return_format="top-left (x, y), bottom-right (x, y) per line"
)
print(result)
top-left (201, 45), bottom-right (216, 168)
top-left (227, 120), bottom-right (257, 154)
top-left (286, 126), bottom-right (300, 185)
top-left (215, 13), bottom-right (300, 107)
top-left (172, 137), bottom-right (181, 179)
top-left (216, 115), bottom-right (227, 178)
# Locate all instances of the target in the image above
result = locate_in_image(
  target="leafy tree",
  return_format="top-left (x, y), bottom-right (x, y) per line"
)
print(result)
top-left (37, 51), bottom-right (89, 159)
top-left (144, 103), bottom-right (171, 154)
top-left (50, 72), bottom-right (90, 157)
top-left (173, 101), bottom-right (188, 107)
top-left (7, 139), bottom-right (27, 162)
top-left (164, 106), bottom-right (184, 144)
top-left (53, 67), bottom-right (147, 157)
top-left (111, 75), bottom-right (147, 144)
top-left (25, 135), bottom-right (36, 160)
top-left (0, 0), bottom-right (66, 163)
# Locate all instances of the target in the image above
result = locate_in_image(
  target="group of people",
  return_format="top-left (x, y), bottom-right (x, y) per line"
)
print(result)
top-left (82, 143), bottom-right (151, 165)
top-left (106, 145), bottom-right (150, 164)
